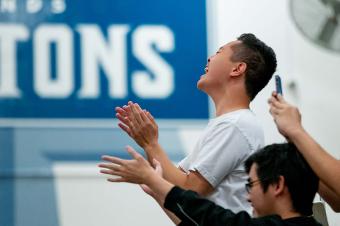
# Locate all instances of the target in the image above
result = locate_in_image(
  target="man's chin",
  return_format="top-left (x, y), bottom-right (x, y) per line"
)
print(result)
top-left (196, 78), bottom-right (205, 90)
top-left (196, 81), bottom-right (203, 90)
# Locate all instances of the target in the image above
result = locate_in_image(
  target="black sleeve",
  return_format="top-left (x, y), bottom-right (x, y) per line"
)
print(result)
top-left (164, 186), bottom-right (254, 226)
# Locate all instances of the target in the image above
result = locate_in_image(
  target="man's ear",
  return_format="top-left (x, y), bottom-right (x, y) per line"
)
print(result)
top-left (274, 175), bottom-right (285, 196)
top-left (230, 62), bottom-right (247, 77)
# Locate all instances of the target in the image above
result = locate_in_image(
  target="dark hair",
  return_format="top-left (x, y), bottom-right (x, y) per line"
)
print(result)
top-left (231, 33), bottom-right (277, 100)
top-left (244, 143), bottom-right (319, 216)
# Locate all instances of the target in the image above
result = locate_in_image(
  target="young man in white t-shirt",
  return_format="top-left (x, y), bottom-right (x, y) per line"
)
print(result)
top-left (113, 34), bottom-right (277, 218)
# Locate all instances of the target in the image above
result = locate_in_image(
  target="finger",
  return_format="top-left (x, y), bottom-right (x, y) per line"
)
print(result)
top-left (140, 184), bottom-right (149, 192)
top-left (139, 184), bottom-right (153, 195)
top-left (118, 123), bottom-right (132, 136)
top-left (129, 102), bottom-right (143, 124)
top-left (125, 116), bottom-right (135, 131)
top-left (153, 158), bottom-right (162, 173)
top-left (98, 163), bottom-right (122, 171)
top-left (135, 104), bottom-right (149, 122)
top-left (126, 146), bottom-right (143, 160)
top-left (107, 177), bottom-right (127, 183)
top-left (152, 158), bottom-right (163, 175)
top-left (269, 107), bottom-right (281, 116)
top-left (99, 169), bottom-right (122, 176)
top-left (143, 110), bottom-right (151, 122)
top-left (134, 103), bottom-right (143, 112)
top-left (271, 91), bottom-right (287, 104)
top-left (115, 107), bottom-right (128, 117)
top-left (145, 111), bottom-right (156, 124)
top-left (101, 155), bottom-right (124, 165)
top-left (99, 169), bottom-right (113, 175)
top-left (152, 158), bottom-right (161, 168)
top-left (267, 97), bottom-right (273, 104)
top-left (268, 97), bottom-right (285, 109)
top-left (133, 103), bottom-right (145, 123)
top-left (123, 104), bottom-right (134, 120)
top-left (276, 94), bottom-right (286, 103)
top-left (268, 96), bottom-right (276, 104)
top-left (267, 97), bottom-right (276, 106)
top-left (125, 103), bottom-right (141, 130)
top-left (116, 113), bottom-right (131, 125)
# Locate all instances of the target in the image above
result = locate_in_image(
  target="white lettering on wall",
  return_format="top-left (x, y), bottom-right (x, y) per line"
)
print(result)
top-left (34, 24), bottom-right (73, 98)
top-left (77, 25), bottom-right (129, 98)
top-left (1, 0), bottom-right (66, 13)
top-left (0, 0), bottom-right (16, 13)
top-left (132, 25), bottom-right (174, 98)
top-left (26, 0), bottom-right (42, 14)
top-left (51, 0), bottom-right (66, 14)
top-left (0, 23), bottom-right (175, 99)
top-left (0, 24), bottom-right (29, 97)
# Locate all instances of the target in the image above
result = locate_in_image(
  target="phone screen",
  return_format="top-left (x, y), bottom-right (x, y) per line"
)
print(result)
top-left (275, 75), bottom-right (283, 95)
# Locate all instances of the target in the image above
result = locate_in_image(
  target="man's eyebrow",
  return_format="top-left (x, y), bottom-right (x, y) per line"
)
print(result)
top-left (216, 47), bottom-right (223, 53)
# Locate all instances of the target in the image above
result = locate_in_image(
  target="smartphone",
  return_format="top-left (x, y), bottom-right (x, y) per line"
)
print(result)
top-left (275, 75), bottom-right (283, 95)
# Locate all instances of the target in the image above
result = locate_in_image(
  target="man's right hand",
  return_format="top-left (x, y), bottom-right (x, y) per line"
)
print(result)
top-left (268, 92), bottom-right (303, 139)
top-left (115, 101), bottom-right (159, 149)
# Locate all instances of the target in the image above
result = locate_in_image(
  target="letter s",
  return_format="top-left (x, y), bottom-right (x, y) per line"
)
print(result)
top-left (132, 25), bottom-right (174, 98)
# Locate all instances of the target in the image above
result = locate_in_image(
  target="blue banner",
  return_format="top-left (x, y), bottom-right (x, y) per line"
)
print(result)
top-left (0, 0), bottom-right (208, 119)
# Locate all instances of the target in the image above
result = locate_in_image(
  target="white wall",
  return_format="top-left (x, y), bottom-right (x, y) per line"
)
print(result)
top-left (210, 0), bottom-right (340, 225)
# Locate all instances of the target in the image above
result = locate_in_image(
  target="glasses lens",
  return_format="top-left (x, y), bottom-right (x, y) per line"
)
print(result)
top-left (245, 183), bottom-right (250, 193)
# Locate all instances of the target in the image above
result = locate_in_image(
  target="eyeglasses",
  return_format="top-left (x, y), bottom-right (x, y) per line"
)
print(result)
top-left (245, 177), bottom-right (275, 193)
top-left (245, 179), bottom-right (262, 193)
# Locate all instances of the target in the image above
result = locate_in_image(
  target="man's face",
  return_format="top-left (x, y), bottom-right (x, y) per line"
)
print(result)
top-left (247, 164), bottom-right (275, 217)
top-left (197, 41), bottom-right (241, 93)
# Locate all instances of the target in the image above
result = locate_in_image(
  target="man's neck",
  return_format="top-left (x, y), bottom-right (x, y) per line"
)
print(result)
top-left (211, 90), bottom-right (250, 117)
top-left (274, 198), bottom-right (303, 220)
top-left (279, 211), bottom-right (302, 220)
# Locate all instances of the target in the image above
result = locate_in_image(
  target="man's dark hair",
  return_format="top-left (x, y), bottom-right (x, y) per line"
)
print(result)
top-left (231, 33), bottom-right (277, 100)
top-left (244, 143), bottom-right (319, 216)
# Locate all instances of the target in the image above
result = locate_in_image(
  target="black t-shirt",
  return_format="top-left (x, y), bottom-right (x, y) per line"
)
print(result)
top-left (164, 186), bottom-right (322, 226)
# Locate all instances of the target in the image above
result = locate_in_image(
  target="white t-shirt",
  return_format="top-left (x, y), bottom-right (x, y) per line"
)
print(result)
top-left (178, 109), bottom-right (264, 214)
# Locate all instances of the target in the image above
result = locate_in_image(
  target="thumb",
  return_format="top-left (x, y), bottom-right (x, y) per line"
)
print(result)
top-left (140, 184), bottom-right (154, 197)
top-left (140, 184), bottom-right (149, 192)
top-left (152, 158), bottom-right (161, 168)
top-left (152, 158), bottom-right (163, 176)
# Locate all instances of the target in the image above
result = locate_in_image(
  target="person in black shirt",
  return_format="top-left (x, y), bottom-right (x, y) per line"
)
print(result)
top-left (269, 92), bottom-right (340, 212)
top-left (99, 143), bottom-right (322, 226)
